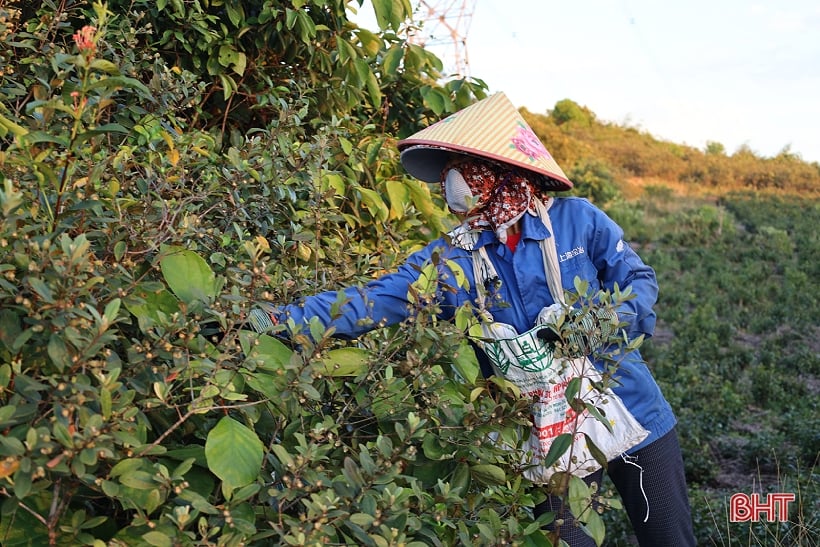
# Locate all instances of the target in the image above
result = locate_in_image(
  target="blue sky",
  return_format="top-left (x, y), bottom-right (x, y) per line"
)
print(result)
top-left (356, 1), bottom-right (820, 163)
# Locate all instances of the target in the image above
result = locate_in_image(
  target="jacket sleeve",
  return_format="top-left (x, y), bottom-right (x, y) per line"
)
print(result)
top-left (589, 208), bottom-right (658, 339)
top-left (263, 240), bottom-right (459, 341)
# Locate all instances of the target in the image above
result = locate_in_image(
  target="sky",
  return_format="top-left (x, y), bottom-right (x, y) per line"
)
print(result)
top-left (355, 1), bottom-right (820, 163)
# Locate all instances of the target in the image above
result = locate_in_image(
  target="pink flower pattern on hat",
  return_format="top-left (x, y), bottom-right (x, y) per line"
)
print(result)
top-left (511, 123), bottom-right (552, 162)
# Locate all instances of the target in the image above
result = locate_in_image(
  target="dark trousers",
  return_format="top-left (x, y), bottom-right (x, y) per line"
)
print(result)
top-left (534, 428), bottom-right (696, 546)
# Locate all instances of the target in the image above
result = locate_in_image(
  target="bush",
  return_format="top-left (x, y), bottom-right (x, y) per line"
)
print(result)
top-left (0, 2), bottom-right (641, 545)
top-left (567, 158), bottom-right (621, 206)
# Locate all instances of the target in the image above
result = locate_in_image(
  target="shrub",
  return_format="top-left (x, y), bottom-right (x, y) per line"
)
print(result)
top-left (567, 158), bottom-right (621, 206)
top-left (0, 2), bottom-right (642, 545)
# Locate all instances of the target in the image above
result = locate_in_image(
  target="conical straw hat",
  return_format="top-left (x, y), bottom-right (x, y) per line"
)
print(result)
top-left (398, 92), bottom-right (572, 190)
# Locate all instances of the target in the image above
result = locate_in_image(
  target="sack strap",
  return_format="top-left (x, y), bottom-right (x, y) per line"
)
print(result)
top-left (532, 198), bottom-right (565, 305)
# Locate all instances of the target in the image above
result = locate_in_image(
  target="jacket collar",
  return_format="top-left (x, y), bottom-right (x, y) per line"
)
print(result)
top-left (447, 208), bottom-right (551, 251)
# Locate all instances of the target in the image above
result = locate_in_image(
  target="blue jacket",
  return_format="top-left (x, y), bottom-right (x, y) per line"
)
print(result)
top-left (275, 197), bottom-right (676, 451)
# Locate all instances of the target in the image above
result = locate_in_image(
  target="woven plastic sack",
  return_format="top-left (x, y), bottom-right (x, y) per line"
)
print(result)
top-left (477, 305), bottom-right (648, 484)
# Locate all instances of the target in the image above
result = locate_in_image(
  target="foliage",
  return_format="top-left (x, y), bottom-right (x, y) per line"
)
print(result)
top-left (601, 191), bottom-right (820, 546)
top-left (550, 99), bottom-right (595, 128)
top-left (94, 0), bottom-right (486, 140)
top-left (0, 2), bottom-right (629, 545)
top-left (2, 0), bottom-right (819, 545)
top-left (566, 158), bottom-right (621, 206)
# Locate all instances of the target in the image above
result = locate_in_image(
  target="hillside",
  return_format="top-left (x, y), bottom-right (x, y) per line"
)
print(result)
top-left (521, 101), bottom-right (820, 201)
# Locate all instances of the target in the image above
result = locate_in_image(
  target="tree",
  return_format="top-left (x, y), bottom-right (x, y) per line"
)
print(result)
top-left (550, 98), bottom-right (595, 127)
top-left (705, 141), bottom-right (725, 156)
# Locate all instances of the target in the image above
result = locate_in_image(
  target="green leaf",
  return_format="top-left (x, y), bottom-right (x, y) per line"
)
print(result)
top-left (218, 74), bottom-right (236, 101)
top-left (205, 417), bottom-right (264, 491)
top-left (110, 458), bottom-right (144, 478)
top-left (317, 347), bottom-right (368, 376)
top-left (239, 331), bottom-right (292, 371)
top-left (103, 298), bottom-right (121, 327)
top-left (294, 10), bottom-right (316, 43)
top-left (445, 259), bottom-right (469, 289)
top-left (89, 59), bottom-right (120, 74)
top-left (583, 433), bottom-right (609, 470)
top-left (321, 172), bottom-right (346, 196)
top-left (470, 463), bottom-right (506, 486)
top-left (87, 123), bottom-right (130, 134)
top-left (541, 432), bottom-right (572, 468)
top-left (421, 435), bottom-right (452, 460)
top-left (355, 28), bottom-right (380, 54)
top-left (120, 471), bottom-right (157, 490)
top-left (349, 512), bottom-right (375, 527)
top-left (270, 444), bottom-right (294, 468)
top-left (244, 371), bottom-right (286, 402)
top-left (583, 402), bottom-right (612, 433)
top-left (86, 76), bottom-right (153, 98)
top-left (142, 531), bottom-right (173, 547)
top-left (370, 0), bottom-right (411, 32)
top-left (47, 335), bottom-right (71, 372)
top-left (364, 64), bottom-right (382, 108)
top-left (28, 278), bottom-right (54, 303)
top-left (124, 287), bottom-right (180, 332)
top-left (375, 436), bottom-right (393, 458)
top-left (100, 387), bottom-right (112, 419)
top-left (581, 510), bottom-right (606, 546)
top-left (568, 475), bottom-right (592, 521)
top-left (218, 45), bottom-right (238, 68)
top-left (232, 52), bottom-right (247, 76)
top-left (451, 340), bottom-right (479, 384)
top-left (0, 434), bottom-right (24, 454)
top-left (0, 405), bottom-right (15, 425)
top-left (337, 38), bottom-right (356, 66)
top-left (565, 377), bottom-right (581, 403)
top-left (384, 180), bottom-right (408, 220)
top-left (159, 246), bottom-right (217, 304)
top-left (21, 130), bottom-right (69, 147)
top-left (382, 46), bottom-right (403, 77)
top-left (342, 456), bottom-right (365, 488)
top-left (421, 87), bottom-right (447, 116)
top-left (225, 2), bottom-right (244, 26)
top-left (365, 137), bottom-right (385, 165)
top-left (167, 450), bottom-right (204, 471)
top-left (285, 8), bottom-right (297, 29)
top-left (114, 241), bottom-right (126, 262)
top-left (11, 468), bottom-right (31, 498)
top-left (405, 179), bottom-right (448, 233)
top-left (452, 463), bottom-right (471, 495)
top-left (0, 114), bottom-right (28, 137)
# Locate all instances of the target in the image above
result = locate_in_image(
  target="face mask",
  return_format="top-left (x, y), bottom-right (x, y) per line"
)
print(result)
top-left (443, 168), bottom-right (477, 213)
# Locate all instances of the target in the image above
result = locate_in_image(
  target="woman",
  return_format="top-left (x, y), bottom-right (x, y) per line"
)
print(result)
top-left (251, 93), bottom-right (696, 546)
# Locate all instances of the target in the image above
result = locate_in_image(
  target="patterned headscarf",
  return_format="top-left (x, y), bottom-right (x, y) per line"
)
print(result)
top-left (441, 157), bottom-right (550, 243)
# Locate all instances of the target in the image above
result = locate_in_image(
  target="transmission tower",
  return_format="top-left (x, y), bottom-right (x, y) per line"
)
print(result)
top-left (408, 0), bottom-right (477, 78)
